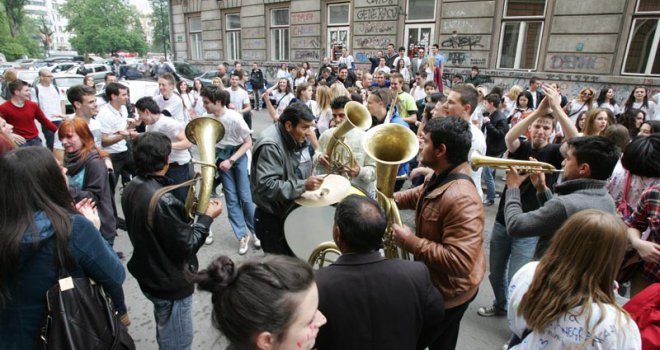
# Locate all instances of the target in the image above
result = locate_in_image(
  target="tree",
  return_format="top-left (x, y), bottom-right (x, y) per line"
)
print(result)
top-left (0, 11), bottom-right (43, 59)
top-left (1, 0), bottom-right (28, 37)
top-left (60, 0), bottom-right (148, 56)
top-left (149, 0), bottom-right (170, 54)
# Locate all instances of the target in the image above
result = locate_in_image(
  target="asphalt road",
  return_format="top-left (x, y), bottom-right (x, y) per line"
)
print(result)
top-left (111, 109), bottom-right (510, 350)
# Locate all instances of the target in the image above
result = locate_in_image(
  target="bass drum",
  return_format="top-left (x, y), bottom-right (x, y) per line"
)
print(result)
top-left (284, 185), bottom-right (367, 262)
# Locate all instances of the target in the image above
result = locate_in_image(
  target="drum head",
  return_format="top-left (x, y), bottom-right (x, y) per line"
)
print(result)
top-left (284, 205), bottom-right (336, 260)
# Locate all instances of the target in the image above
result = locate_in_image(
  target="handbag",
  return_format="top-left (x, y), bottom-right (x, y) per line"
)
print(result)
top-left (40, 260), bottom-right (135, 350)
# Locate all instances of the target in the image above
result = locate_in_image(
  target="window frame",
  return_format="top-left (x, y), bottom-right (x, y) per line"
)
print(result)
top-left (327, 3), bottom-right (350, 26)
top-left (496, 20), bottom-right (544, 71)
top-left (188, 15), bottom-right (203, 61)
top-left (502, 0), bottom-right (547, 20)
top-left (621, 17), bottom-right (660, 76)
top-left (270, 8), bottom-right (290, 61)
top-left (405, 0), bottom-right (437, 23)
top-left (636, 0), bottom-right (660, 14)
top-left (225, 13), bottom-right (241, 61)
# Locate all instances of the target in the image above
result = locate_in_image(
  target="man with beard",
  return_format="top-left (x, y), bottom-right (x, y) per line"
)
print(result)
top-left (392, 117), bottom-right (485, 350)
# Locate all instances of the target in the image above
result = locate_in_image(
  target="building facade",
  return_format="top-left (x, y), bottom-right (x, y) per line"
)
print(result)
top-left (170, 0), bottom-right (659, 100)
top-left (25, 0), bottom-right (73, 52)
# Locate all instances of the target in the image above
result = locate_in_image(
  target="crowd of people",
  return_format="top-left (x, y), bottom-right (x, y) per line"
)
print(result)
top-left (0, 43), bottom-right (659, 350)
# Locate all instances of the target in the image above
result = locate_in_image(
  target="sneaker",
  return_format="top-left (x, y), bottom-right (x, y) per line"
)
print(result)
top-left (239, 235), bottom-right (250, 255)
top-left (205, 229), bottom-right (214, 245)
top-left (483, 199), bottom-right (495, 206)
top-left (252, 234), bottom-right (261, 249)
top-left (477, 305), bottom-right (507, 317)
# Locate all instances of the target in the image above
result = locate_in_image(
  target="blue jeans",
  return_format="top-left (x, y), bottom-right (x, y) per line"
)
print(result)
top-left (488, 221), bottom-right (538, 311)
top-left (42, 120), bottom-right (61, 151)
top-left (483, 166), bottom-right (497, 201)
top-left (144, 293), bottom-right (193, 350)
top-left (219, 153), bottom-right (255, 240)
top-left (20, 137), bottom-right (43, 147)
top-left (166, 161), bottom-right (193, 203)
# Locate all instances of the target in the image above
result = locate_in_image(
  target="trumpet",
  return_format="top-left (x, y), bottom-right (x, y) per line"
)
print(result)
top-left (469, 152), bottom-right (561, 173)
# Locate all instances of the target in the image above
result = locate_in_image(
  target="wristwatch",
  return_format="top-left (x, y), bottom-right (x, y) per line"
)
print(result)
top-left (228, 159), bottom-right (235, 165)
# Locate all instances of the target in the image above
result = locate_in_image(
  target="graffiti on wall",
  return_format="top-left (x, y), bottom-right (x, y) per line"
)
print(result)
top-left (441, 35), bottom-right (484, 50)
top-left (354, 7), bottom-right (400, 21)
top-left (291, 37), bottom-right (320, 49)
top-left (293, 50), bottom-right (320, 61)
top-left (548, 54), bottom-right (609, 72)
top-left (290, 11), bottom-right (319, 25)
top-left (354, 36), bottom-right (394, 50)
top-left (355, 21), bottom-right (396, 35)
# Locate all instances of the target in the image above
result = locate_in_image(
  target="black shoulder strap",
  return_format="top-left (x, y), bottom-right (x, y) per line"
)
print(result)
top-left (440, 172), bottom-right (475, 188)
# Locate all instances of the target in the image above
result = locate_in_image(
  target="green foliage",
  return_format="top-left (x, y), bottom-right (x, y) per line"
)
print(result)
top-left (0, 10), bottom-right (43, 59)
top-left (149, 0), bottom-right (170, 54)
top-left (60, 0), bottom-right (147, 55)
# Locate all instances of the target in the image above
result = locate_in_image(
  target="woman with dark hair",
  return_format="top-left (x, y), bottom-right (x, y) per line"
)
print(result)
top-left (508, 90), bottom-right (534, 126)
top-left (595, 87), bottom-right (621, 116)
top-left (0, 147), bottom-right (126, 349)
top-left (0, 116), bottom-right (16, 154)
top-left (302, 61), bottom-right (313, 78)
top-left (607, 133), bottom-right (660, 224)
top-left (191, 78), bottom-right (206, 116)
top-left (294, 67), bottom-right (308, 89)
top-left (625, 86), bottom-right (656, 121)
top-left (177, 80), bottom-right (194, 119)
top-left (394, 58), bottom-right (411, 85)
top-left (193, 255), bottom-right (326, 350)
top-left (508, 210), bottom-right (641, 349)
top-left (574, 111), bottom-right (587, 134)
top-left (582, 108), bottom-right (612, 136)
top-left (639, 120), bottom-right (660, 136)
top-left (264, 78), bottom-right (295, 122)
top-left (622, 109), bottom-right (646, 138)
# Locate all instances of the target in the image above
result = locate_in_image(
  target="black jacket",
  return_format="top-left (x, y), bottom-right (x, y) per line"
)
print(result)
top-left (249, 68), bottom-right (265, 89)
top-left (482, 110), bottom-right (509, 156)
top-left (121, 175), bottom-right (212, 300)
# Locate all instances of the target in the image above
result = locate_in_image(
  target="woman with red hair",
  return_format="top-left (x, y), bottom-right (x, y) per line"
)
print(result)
top-left (0, 116), bottom-right (16, 155)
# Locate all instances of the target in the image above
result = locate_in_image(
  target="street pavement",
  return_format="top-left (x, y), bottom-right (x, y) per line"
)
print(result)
top-left (114, 109), bottom-right (511, 349)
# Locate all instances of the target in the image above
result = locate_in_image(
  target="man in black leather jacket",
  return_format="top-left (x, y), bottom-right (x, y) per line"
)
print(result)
top-left (121, 132), bottom-right (222, 350)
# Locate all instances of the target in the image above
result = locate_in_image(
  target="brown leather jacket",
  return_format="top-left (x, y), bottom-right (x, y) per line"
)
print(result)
top-left (394, 162), bottom-right (486, 309)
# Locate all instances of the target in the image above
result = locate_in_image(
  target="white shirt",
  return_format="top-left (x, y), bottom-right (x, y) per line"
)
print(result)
top-left (153, 93), bottom-right (188, 124)
top-left (470, 123), bottom-right (486, 199)
top-left (146, 115), bottom-right (191, 165)
top-left (228, 87), bottom-right (250, 113)
top-left (54, 116), bottom-right (103, 150)
top-left (97, 103), bottom-right (128, 154)
top-left (317, 108), bottom-right (333, 135)
top-left (508, 262), bottom-right (641, 350)
top-left (393, 56), bottom-right (411, 69)
top-left (216, 109), bottom-right (251, 148)
top-left (374, 66), bottom-right (391, 75)
top-left (410, 86), bottom-right (426, 101)
top-left (34, 84), bottom-right (63, 121)
top-left (338, 55), bottom-right (355, 69)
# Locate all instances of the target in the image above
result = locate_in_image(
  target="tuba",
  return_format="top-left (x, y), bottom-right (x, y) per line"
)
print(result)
top-left (323, 101), bottom-right (372, 176)
top-left (469, 152), bottom-right (559, 174)
top-left (363, 123), bottom-right (419, 259)
top-left (183, 116), bottom-right (225, 220)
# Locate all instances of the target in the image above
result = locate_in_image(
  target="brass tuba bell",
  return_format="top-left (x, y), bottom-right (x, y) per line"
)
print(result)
top-left (183, 116), bottom-right (225, 220)
top-left (363, 123), bottom-right (419, 259)
top-left (324, 101), bottom-right (372, 176)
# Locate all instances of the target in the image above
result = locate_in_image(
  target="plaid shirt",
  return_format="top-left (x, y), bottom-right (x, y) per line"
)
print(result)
top-left (625, 186), bottom-right (660, 282)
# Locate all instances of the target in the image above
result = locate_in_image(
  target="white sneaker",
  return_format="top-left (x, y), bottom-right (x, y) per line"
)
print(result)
top-left (252, 234), bottom-right (261, 249)
top-left (239, 235), bottom-right (250, 255)
top-left (205, 229), bottom-right (214, 245)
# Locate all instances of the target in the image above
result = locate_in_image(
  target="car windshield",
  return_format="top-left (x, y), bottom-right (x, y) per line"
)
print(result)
top-left (18, 71), bottom-right (39, 81)
top-left (174, 63), bottom-right (203, 78)
top-left (200, 71), bottom-right (217, 79)
top-left (55, 77), bottom-right (84, 87)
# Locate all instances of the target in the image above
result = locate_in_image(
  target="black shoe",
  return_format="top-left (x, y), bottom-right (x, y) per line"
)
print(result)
top-left (116, 218), bottom-right (127, 230)
top-left (483, 199), bottom-right (495, 206)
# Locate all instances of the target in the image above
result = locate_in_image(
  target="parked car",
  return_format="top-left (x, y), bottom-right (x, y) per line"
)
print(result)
top-left (31, 73), bottom-right (84, 113)
top-left (48, 62), bottom-right (77, 74)
top-left (196, 70), bottom-right (218, 86)
top-left (172, 61), bottom-right (203, 81)
top-left (66, 64), bottom-right (112, 83)
top-left (122, 80), bottom-right (159, 102)
top-left (17, 70), bottom-right (40, 86)
top-left (120, 64), bottom-right (148, 80)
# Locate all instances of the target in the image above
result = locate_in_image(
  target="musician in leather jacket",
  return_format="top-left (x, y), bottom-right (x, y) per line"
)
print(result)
top-left (121, 132), bottom-right (222, 350)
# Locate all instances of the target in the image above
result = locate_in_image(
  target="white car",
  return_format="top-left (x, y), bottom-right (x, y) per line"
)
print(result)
top-left (17, 70), bottom-right (40, 86)
top-left (48, 62), bottom-right (78, 74)
top-left (66, 64), bottom-right (112, 83)
top-left (121, 80), bottom-right (159, 103)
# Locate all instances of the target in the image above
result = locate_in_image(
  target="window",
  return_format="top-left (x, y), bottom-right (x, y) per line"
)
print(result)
top-left (497, 0), bottom-right (546, 70)
top-left (623, 1), bottom-right (660, 75)
top-left (189, 16), bottom-right (203, 60)
top-left (226, 13), bottom-right (241, 61)
top-left (327, 4), bottom-right (349, 60)
top-left (406, 0), bottom-right (436, 22)
top-left (271, 8), bottom-right (289, 61)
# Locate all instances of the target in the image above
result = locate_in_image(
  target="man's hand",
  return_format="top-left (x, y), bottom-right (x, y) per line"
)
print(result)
top-left (305, 175), bottom-right (324, 191)
top-left (205, 199), bottom-right (223, 219)
top-left (483, 116), bottom-right (490, 124)
top-left (633, 239), bottom-right (660, 264)
top-left (317, 153), bottom-right (332, 170)
top-left (542, 84), bottom-right (561, 108)
top-left (11, 133), bottom-right (26, 145)
top-left (506, 166), bottom-right (529, 189)
top-left (218, 159), bottom-right (233, 172)
top-left (392, 223), bottom-right (413, 247)
top-left (347, 162), bottom-right (360, 178)
top-left (528, 157), bottom-right (547, 192)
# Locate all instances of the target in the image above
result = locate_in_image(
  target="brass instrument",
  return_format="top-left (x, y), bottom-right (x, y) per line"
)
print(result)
top-left (323, 101), bottom-right (372, 176)
top-left (469, 152), bottom-right (559, 174)
top-left (308, 241), bottom-right (342, 268)
top-left (363, 123), bottom-right (419, 259)
top-left (183, 116), bottom-right (225, 220)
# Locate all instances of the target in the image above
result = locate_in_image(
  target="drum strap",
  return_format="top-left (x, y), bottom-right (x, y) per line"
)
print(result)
top-left (147, 177), bottom-right (198, 229)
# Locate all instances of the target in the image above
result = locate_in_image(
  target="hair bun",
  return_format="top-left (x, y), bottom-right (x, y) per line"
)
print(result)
top-left (194, 256), bottom-right (237, 294)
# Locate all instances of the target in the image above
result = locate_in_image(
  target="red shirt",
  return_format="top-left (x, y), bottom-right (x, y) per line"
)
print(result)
top-left (0, 100), bottom-right (57, 139)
